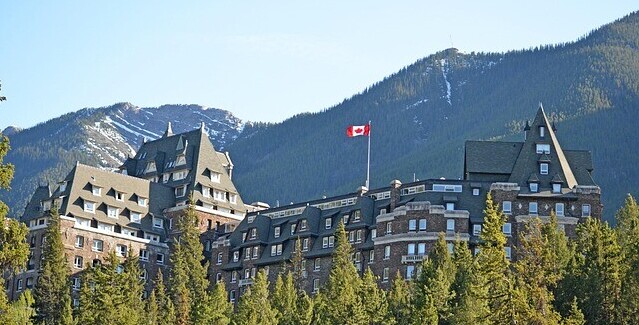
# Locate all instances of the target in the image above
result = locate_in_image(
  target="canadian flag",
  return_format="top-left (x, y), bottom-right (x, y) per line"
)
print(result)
top-left (346, 124), bottom-right (370, 137)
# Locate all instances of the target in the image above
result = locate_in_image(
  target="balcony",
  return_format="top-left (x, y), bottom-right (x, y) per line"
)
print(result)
top-left (402, 255), bottom-right (426, 263)
top-left (238, 278), bottom-right (254, 287)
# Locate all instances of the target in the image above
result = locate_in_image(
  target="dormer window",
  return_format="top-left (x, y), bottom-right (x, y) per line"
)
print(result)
top-left (290, 224), bottom-right (297, 235)
top-left (529, 183), bottom-right (538, 192)
top-left (42, 200), bottom-right (52, 212)
top-left (274, 226), bottom-right (281, 238)
top-left (138, 197), bottom-right (147, 207)
top-left (130, 212), bottom-right (141, 223)
top-left (107, 206), bottom-right (119, 219)
top-left (162, 174), bottom-right (170, 183)
top-left (175, 186), bottom-right (186, 197)
top-left (250, 228), bottom-right (257, 239)
top-left (176, 155), bottom-right (186, 166)
top-left (213, 189), bottom-right (225, 201)
top-left (446, 202), bottom-right (455, 211)
top-left (115, 191), bottom-right (124, 201)
top-left (536, 144), bottom-right (550, 154)
top-left (173, 170), bottom-right (187, 181)
top-left (229, 194), bottom-right (237, 204)
top-left (210, 172), bottom-right (221, 183)
top-left (540, 163), bottom-right (549, 175)
top-left (145, 161), bottom-right (156, 173)
top-left (552, 183), bottom-right (561, 193)
top-left (202, 187), bottom-right (211, 198)
top-left (84, 201), bottom-right (96, 214)
top-left (300, 219), bottom-right (308, 230)
top-left (92, 185), bottom-right (102, 196)
top-left (353, 210), bottom-right (361, 222)
top-left (59, 182), bottom-right (67, 192)
top-left (539, 126), bottom-right (545, 138)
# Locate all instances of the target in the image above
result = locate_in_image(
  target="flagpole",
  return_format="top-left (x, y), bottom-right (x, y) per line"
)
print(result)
top-left (366, 120), bottom-right (371, 189)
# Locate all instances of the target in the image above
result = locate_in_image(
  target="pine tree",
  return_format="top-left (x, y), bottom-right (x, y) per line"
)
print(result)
top-left (272, 273), bottom-right (296, 324)
top-left (360, 267), bottom-right (391, 324)
top-left (153, 269), bottom-right (176, 325)
top-left (572, 217), bottom-right (622, 324)
top-left (118, 250), bottom-right (145, 324)
top-left (0, 134), bottom-right (30, 323)
top-left (614, 195), bottom-right (639, 324)
top-left (514, 218), bottom-right (562, 324)
top-left (449, 240), bottom-right (489, 325)
top-left (7, 289), bottom-right (35, 325)
top-left (387, 271), bottom-right (412, 325)
top-left (145, 289), bottom-right (159, 325)
top-left (169, 199), bottom-right (215, 324)
top-left (313, 221), bottom-right (365, 325)
top-left (413, 233), bottom-right (455, 324)
top-left (562, 298), bottom-right (585, 325)
top-left (33, 203), bottom-right (73, 325)
top-left (209, 281), bottom-right (233, 325)
top-left (475, 192), bottom-right (522, 324)
top-left (232, 270), bottom-right (277, 325)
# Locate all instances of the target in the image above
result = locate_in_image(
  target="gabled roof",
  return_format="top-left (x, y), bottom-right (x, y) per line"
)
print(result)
top-left (464, 141), bottom-right (522, 174)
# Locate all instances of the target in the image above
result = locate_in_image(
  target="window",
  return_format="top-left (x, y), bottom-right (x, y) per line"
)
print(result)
top-left (418, 219), bottom-right (427, 231)
top-left (382, 268), bottom-right (389, 282)
top-left (536, 144), bottom-right (551, 154)
top-left (140, 249), bottom-right (149, 261)
top-left (245, 247), bottom-right (251, 260)
top-left (250, 228), bottom-right (257, 239)
top-left (274, 226), bottom-right (280, 238)
top-left (271, 244), bottom-right (282, 256)
top-left (408, 219), bottom-right (417, 231)
top-left (26, 277), bottom-right (34, 289)
top-left (407, 243), bottom-right (416, 255)
top-left (432, 184), bottom-right (463, 192)
top-left (153, 217), bottom-right (163, 228)
top-left (371, 229), bottom-right (377, 239)
top-left (503, 223), bottom-right (512, 236)
top-left (130, 212), bottom-right (141, 223)
top-left (313, 278), bottom-right (320, 293)
top-left (386, 222), bottom-right (392, 235)
top-left (539, 126), bottom-right (545, 138)
top-left (252, 246), bottom-right (259, 259)
top-left (384, 246), bottom-right (391, 259)
top-left (97, 222), bottom-right (114, 232)
top-left (92, 186), bottom-right (101, 196)
top-left (418, 243), bottom-right (426, 255)
top-left (17, 279), bottom-right (23, 291)
top-left (582, 204), bottom-right (591, 217)
top-left (322, 237), bottom-right (329, 249)
top-left (213, 190), bottom-right (225, 201)
top-left (205, 240), bottom-right (211, 252)
top-left (303, 238), bottom-right (309, 251)
top-left (473, 224), bottom-right (482, 236)
top-left (473, 188), bottom-right (480, 196)
top-left (314, 258), bottom-right (321, 271)
top-left (529, 202), bottom-right (538, 215)
top-left (300, 219), bottom-right (308, 230)
top-left (173, 170), bottom-right (187, 181)
top-left (369, 250), bottom-right (375, 262)
top-left (75, 235), bottom-right (84, 248)
top-left (529, 183), bottom-right (539, 192)
top-left (202, 187), bottom-right (211, 198)
top-left (247, 215), bottom-right (255, 223)
top-left (356, 229), bottom-right (362, 242)
top-left (406, 265), bottom-right (415, 279)
top-left (556, 203), bottom-right (565, 217)
top-left (60, 182), bottom-right (67, 192)
top-left (348, 231), bottom-right (355, 243)
top-left (145, 234), bottom-right (160, 242)
top-left (353, 210), bottom-right (361, 222)
top-left (229, 194), bottom-right (237, 204)
top-left (540, 163), bottom-right (549, 175)
top-left (329, 236), bottom-right (334, 248)
top-left (138, 197), bottom-right (147, 207)
top-left (446, 202), bottom-right (455, 211)
top-left (162, 173), bottom-right (170, 183)
top-left (447, 243), bottom-right (454, 254)
top-left (84, 201), bottom-right (96, 213)
top-left (290, 224), bottom-right (297, 236)
top-left (505, 246), bottom-right (512, 259)
top-left (447, 219), bottom-right (455, 232)
top-left (231, 271), bottom-right (237, 283)
top-left (74, 256), bottom-right (83, 268)
top-left (141, 269), bottom-right (148, 281)
top-left (92, 239), bottom-right (103, 252)
top-left (116, 245), bottom-right (127, 257)
top-left (343, 215), bottom-right (349, 225)
top-left (175, 186), bottom-right (186, 197)
top-left (210, 172), bottom-right (221, 183)
top-left (229, 290), bottom-right (236, 303)
top-left (157, 253), bottom-right (165, 265)
top-left (107, 206), bottom-right (119, 219)
top-left (503, 201), bottom-right (512, 214)
top-left (276, 244), bottom-right (283, 255)
top-left (176, 155), bottom-right (186, 166)
top-left (233, 251), bottom-right (239, 262)
top-left (553, 183), bottom-right (561, 193)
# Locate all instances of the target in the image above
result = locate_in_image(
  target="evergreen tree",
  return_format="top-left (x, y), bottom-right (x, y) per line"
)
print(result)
top-left (412, 233), bottom-right (455, 324)
top-left (514, 218), bottom-right (562, 324)
top-left (33, 203), bottom-right (73, 325)
top-left (313, 221), bottom-right (365, 325)
top-left (118, 250), bottom-right (145, 324)
top-left (7, 289), bottom-right (35, 325)
top-left (153, 269), bottom-right (176, 325)
top-left (145, 289), bottom-right (159, 325)
top-left (169, 199), bottom-right (216, 324)
top-left (272, 273), bottom-right (296, 324)
top-left (360, 267), bottom-right (391, 325)
top-left (614, 195), bottom-right (639, 324)
top-left (572, 218), bottom-right (622, 324)
top-left (0, 134), bottom-right (30, 323)
top-left (475, 193), bottom-right (522, 324)
top-left (209, 281), bottom-right (233, 325)
top-left (449, 240), bottom-right (489, 325)
top-left (387, 271), bottom-right (412, 325)
top-left (290, 238), bottom-right (306, 291)
top-left (232, 270), bottom-right (277, 325)
top-left (562, 298), bottom-right (585, 325)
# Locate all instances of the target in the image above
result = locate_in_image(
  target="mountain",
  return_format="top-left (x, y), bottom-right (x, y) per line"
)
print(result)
top-left (3, 11), bottom-right (639, 221)
top-left (1, 103), bottom-right (244, 215)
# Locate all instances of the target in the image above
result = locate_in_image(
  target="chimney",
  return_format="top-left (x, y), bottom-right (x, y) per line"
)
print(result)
top-left (389, 179), bottom-right (402, 211)
top-left (357, 186), bottom-right (368, 196)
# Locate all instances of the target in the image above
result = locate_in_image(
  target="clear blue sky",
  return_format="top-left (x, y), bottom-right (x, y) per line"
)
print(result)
top-left (1, 1), bottom-right (637, 130)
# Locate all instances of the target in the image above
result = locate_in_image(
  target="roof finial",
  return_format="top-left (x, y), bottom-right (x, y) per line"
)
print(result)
top-left (200, 122), bottom-right (206, 132)
top-left (163, 122), bottom-right (174, 138)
